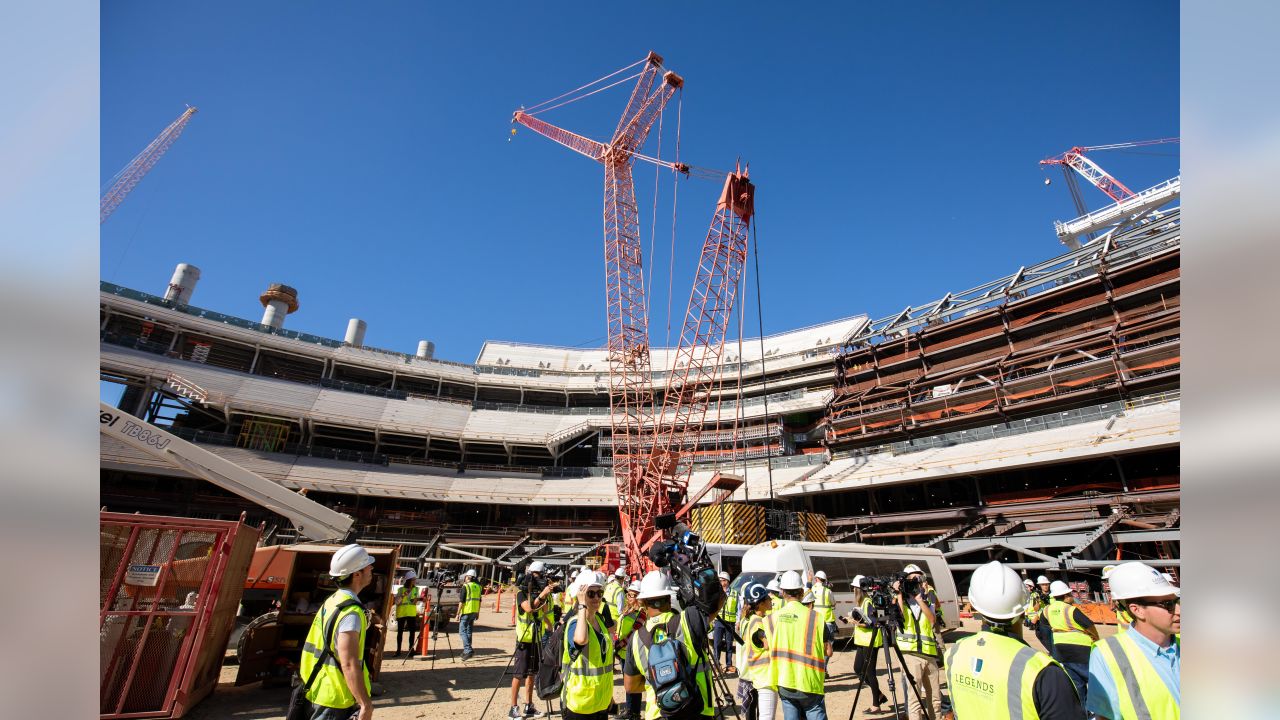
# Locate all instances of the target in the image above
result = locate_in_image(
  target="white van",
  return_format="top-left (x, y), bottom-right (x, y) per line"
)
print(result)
top-left (705, 543), bottom-right (752, 577)
top-left (733, 540), bottom-right (958, 639)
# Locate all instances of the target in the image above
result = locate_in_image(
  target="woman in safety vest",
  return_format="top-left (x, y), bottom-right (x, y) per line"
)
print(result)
top-left (843, 575), bottom-right (887, 714)
top-left (392, 569), bottom-right (420, 658)
top-left (562, 571), bottom-right (615, 720)
top-left (734, 583), bottom-right (773, 720)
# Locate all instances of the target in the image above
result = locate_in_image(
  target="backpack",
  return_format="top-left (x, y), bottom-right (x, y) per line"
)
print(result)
top-left (535, 616), bottom-right (569, 700)
top-left (639, 613), bottom-right (703, 719)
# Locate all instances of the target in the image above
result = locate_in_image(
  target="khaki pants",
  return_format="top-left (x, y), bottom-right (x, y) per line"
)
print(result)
top-left (900, 653), bottom-right (941, 720)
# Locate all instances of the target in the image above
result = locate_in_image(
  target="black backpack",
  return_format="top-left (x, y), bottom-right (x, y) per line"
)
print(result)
top-left (638, 613), bottom-right (703, 720)
top-left (535, 617), bottom-right (569, 700)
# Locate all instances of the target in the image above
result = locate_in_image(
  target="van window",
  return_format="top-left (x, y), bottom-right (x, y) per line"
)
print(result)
top-left (731, 572), bottom-right (776, 595)
top-left (809, 556), bottom-right (916, 588)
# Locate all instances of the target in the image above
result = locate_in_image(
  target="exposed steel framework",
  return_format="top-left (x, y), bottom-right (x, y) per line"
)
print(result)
top-left (101, 106), bottom-right (198, 224)
top-left (513, 53), bottom-right (684, 563)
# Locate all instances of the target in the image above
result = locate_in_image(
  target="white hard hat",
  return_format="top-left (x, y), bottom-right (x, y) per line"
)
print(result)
top-left (1049, 580), bottom-right (1073, 598)
top-left (802, 592), bottom-right (815, 605)
top-left (330, 544), bottom-right (375, 578)
top-left (528, 560), bottom-right (546, 573)
top-left (1160, 572), bottom-right (1176, 585)
top-left (779, 570), bottom-right (804, 591)
top-left (1036, 575), bottom-right (1051, 585)
top-left (967, 561), bottom-right (1028, 621)
top-left (577, 569), bottom-right (604, 588)
top-left (637, 570), bottom-right (676, 600)
top-left (718, 571), bottom-right (731, 581)
top-left (402, 569), bottom-right (417, 581)
top-left (1108, 562), bottom-right (1180, 601)
top-left (851, 575), bottom-right (865, 589)
top-left (903, 564), bottom-right (924, 576)
top-left (462, 569), bottom-right (476, 577)
top-left (814, 570), bottom-right (828, 581)
top-left (1022, 578), bottom-right (1034, 587)
top-left (627, 580), bottom-right (641, 593)
top-left (1101, 565), bottom-right (1117, 580)
top-left (766, 579), bottom-right (782, 594)
top-left (615, 567), bottom-right (627, 577)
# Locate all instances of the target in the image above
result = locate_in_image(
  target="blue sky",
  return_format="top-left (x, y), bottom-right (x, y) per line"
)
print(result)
top-left (101, 2), bottom-right (1179, 364)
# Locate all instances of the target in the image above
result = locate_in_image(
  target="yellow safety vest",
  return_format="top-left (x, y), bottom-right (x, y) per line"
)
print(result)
top-left (461, 581), bottom-right (482, 615)
top-left (561, 614), bottom-right (614, 714)
top-left (811, 583), bottom-right (836, 624)
top-left (300, 592), bottom-right (370, 709)
top-left (516, 591), bottom-right (549, 644)
top-left (629, 611), bottom-right (714, 720)
top-left (1044, 599), bottom-right (1093, 648)
top-left (719, 588), bottom-right (740, 623)
top-left (1092, 633), bottom-right (1179, 720)
top-left (1114, 605), bottom-right (1134, 634)
top-left (945, 630), bottom-right (1066, 720)
top-left (1025, 593), bottom-right (1044, 624)
top-left (605, 580), bottom-right (625, 613)
top-left (736, 614), bottom-right (772, 687)
top-left (617, 609), bottom-right (641, 642)
top-left (898, 600), bottom-right (940, 657)
top-left (395, 584), bottom-right (419, 619)
top-left (764, 600), bottom-right (826, 695)
top-left (853, 598), bottom-right (882, 648)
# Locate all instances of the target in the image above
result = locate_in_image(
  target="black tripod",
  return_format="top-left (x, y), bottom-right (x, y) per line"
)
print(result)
top-left (426, 583), bottom-right (457, 669)
top-left (699, 612), bottom-right (741, 719)
top-left (846, 621), bottom-right (928, 720)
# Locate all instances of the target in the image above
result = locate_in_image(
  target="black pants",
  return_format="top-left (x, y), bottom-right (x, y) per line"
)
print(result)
top-left (853, 644), bottom-right (888, 706)
top-left (397, 615), bottom-right (420, 652)
top-left (562, 709), bottom-right (609, 720)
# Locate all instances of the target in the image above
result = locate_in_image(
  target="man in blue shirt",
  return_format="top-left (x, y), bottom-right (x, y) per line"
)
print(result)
top-left (1087, 562), bottom-right (1180, 719)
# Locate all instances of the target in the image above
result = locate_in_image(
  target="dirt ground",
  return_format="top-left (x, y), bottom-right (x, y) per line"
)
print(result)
top-left (187, 603), bottom-right (1118, 720)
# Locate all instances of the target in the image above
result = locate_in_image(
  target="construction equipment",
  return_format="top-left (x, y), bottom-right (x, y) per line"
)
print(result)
top-left (101, 106), bottom-right (198, 223)
top-left (514, 53), bottom-right (755, 567)
top-left (99, 401), bottom-right (354, 541)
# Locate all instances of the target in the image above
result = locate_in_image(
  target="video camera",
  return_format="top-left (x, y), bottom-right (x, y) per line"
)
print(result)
top-left (648, 512), bottom-right (724, 616)
top-left (517, 564), bottom-right (563, 596)
top-left (854, 573), bottom-right (912, 627)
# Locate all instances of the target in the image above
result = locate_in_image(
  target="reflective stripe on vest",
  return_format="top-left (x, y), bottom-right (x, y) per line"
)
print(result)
top-left (811, 583), bottom-right (836, 624)
top-left (736, 614), bottom-right (770, 686)
top-left (461, 581), bottom-right (482, 615)
top-left (765, 600), bottom-right (826, 694)
top-left (1092, 634), bottom-right (1180, 720)
top-left (853, 598), bottom-right (882, 648)
top-left (300, 592), bottom-right (369, 709)
top-left (395, 585), bottom-right (419, 618)
top-left (629, 611), bottom-right (714, 720)
top-left (561, 614), bottom-right (615, 714)
top-left (1045, 600), bottom-right (1093, 647)
top-left (945, 631), bottom-right (1063, 720)
top-left (719, 589), bottom-right (740, 623)
top-left (897, 601), bottom-right (939, 657)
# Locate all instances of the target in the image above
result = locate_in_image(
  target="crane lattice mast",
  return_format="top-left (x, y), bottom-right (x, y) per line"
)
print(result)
top-left (1040, 138), bottom-right (1179, 210)
top-left (100, 106), bottom-right (198, 224)
top-left (513, 53), bottom-right (682, 565)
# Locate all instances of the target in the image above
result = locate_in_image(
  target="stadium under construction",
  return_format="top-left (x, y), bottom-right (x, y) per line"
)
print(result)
top-left (99, 176), bottom-right (1180, 589)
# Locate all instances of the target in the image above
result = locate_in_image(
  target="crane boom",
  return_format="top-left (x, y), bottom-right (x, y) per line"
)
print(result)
top-left (1040, 138), bottom-right (1179, 203)
top-left (99, 402), bottom-right (354, 541)
top-left (100, 106), bottom-right (198, 224)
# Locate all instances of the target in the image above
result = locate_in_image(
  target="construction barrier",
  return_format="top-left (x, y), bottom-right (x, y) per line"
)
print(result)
top-left (690, 503), bottom-right (766, 545)
top-left (100, 512), bottom-right (259, 719)
top-left (797, 512), bottom-right (829, 542)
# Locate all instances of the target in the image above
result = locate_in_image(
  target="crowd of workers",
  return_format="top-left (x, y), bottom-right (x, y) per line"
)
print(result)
top-left (292, 545), bottom-right (1179, 720)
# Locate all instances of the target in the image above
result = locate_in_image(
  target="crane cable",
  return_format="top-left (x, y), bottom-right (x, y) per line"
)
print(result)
top-left (521, 57), bottom-right (649, 116)
top-left (750, 216), bottom-right (776, 503)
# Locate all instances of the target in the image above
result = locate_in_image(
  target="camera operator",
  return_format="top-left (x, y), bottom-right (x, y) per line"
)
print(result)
top-left (894, 564), bottom-right (942, 720)
top-left (839, 575), bottom-right (887, 714)
top-left (947, 561), bottom-right (1083, 720)
top-left (1043, 580), bottom-right (1098, 709)
top-left (508, 560), bottom-right (560, 720)
top-left (622, 571), bottom-right (714, 720)
top-left (715, 571), bottom-right (740, 675)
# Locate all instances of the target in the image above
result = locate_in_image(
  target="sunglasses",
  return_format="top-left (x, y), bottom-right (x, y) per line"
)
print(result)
top-left (1133, 598), bottom-right (1180, 613)
top-left (585, 590), bottom-right (602, 599)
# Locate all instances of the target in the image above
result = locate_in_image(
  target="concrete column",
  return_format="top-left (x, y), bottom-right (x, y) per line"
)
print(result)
top-left (416, 341), bottom-right (435, 360)
top-left (164, 263), bottom-right (201, 304)
top-left (259, 284), bottom-right (299, 329)
top-left (345, 318), bottom-right (367, 347)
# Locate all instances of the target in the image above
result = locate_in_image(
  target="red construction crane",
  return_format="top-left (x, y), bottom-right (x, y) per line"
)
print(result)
top-left (513, 53), bottom-right (683, 565)
top-left (1040, 138), bottom-right (1179, 216)
top-left (101, 106), bottom-right (198, 224)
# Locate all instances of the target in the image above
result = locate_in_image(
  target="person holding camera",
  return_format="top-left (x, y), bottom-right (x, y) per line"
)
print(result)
top-left (946, 561), bottom-right (1083, 719)
top-left (457, 568), bottom-right (482, 661)
top-left (895, 564), bottom-right (942, 720)
top-left (1086, 562), bottom-right (1179, 720)
top-left (391, 569), bottom-right (420, 659)
top-left (509, 560), bottom-right (559, 720)
top-left (1044, 580), bottom-right (1099, 709)
top-left (734, 582), bottom-right (774, 720)
top-left (561, 571), bottom-right (615, 720)
top-left (297, 544), bottom-right (376, 720)
top-left (840, 575), bottom-right (887, 714)
top-left (622, 571), bottom-right (714, 720)
top-left (765, 570), bottom-right (828, 720)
